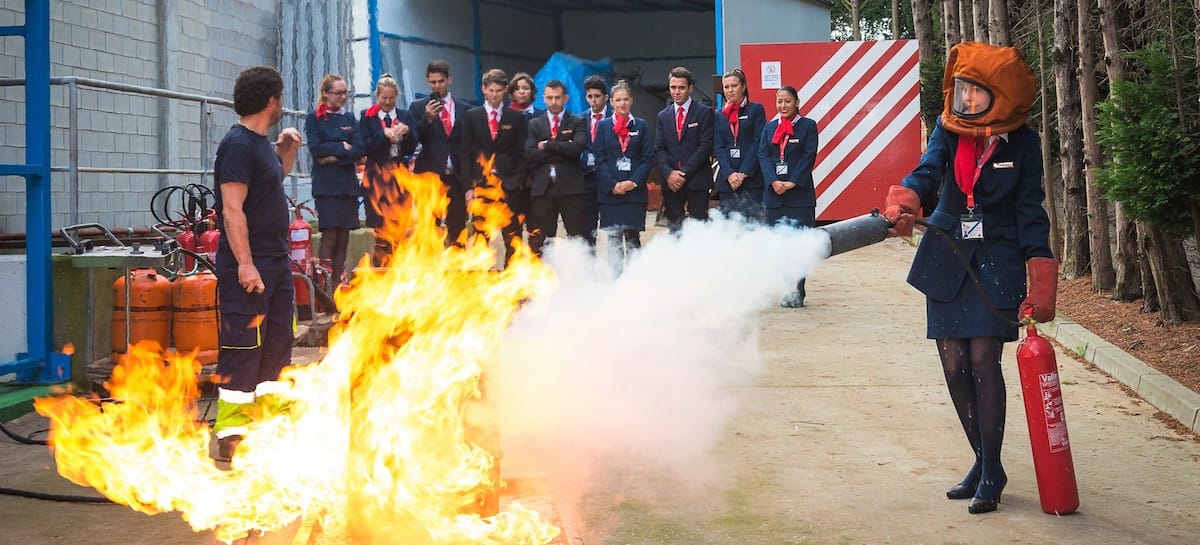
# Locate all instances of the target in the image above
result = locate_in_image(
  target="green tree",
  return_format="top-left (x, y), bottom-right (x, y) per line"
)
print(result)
top-left (1096, 42), bottom-right (1200, 241)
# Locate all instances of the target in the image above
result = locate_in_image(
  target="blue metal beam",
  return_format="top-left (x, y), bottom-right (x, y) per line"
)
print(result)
top-left (368, 0), bottom-right (382, 89)
top-left (25, 0), bottom-right (52, 377)
top-left (0, 25), bottom-right (24, 36)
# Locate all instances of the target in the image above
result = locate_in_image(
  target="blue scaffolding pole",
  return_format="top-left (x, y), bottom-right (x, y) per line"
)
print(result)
top-left (0, 0), bottom-right (70, 385)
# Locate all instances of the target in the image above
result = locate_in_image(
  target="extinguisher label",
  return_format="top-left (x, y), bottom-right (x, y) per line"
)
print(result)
top-left (290, 248), bottom-right (307, 262)
top-left (291, 230), bottom-right (310, 242)
top-left (1039, 371), bottom-right (1071, 453)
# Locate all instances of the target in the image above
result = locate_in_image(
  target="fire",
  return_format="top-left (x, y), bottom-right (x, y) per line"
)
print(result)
top-left (36, 161), bottom-right (560, 544)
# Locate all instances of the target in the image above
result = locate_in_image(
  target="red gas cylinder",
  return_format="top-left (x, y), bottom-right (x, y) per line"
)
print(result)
top-left (172, 272), bottom-right (219, 364)
top-left (1016, 324), bottom-right (1080, 515)
top-left (112, 268), bottom-right (172, 353)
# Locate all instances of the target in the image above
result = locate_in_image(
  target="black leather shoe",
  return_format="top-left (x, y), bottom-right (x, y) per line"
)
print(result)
top-left (968, 469), bottom-right (1007, 514)
top-left (780, 291), bottom-right (805, 308)
top-left (215, 434), bottom-right (243, 463)
top-left (947, 481), bottom-right (977, 500)
top-left (968, 494), bottom-right (1001, 514)
top-left (947, 462), bottom-right (981, 500)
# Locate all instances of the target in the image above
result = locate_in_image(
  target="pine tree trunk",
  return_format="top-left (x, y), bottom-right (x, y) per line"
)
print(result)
top-left (1078, 0), bottom-right (1116, 290)
top-left (1036, 0), bottom-right (1064, 258)
top-left (991, 0), bottom-right (1011, 46)
top-left (960, 0), bottom-right (974, 41)
top-left (1054, 0), bottom-right (1091, 278)
top-left (973, 0), bottom-right (991, 43)
top-left (913, 0), bottom-right (938, 63)
top-left (892, 0), bottom-right (901, 39)
top-left (1142, 228), bottom-right (1200, 324)
top-left (1098, 0), bottom-right (1141, 300)
top-left (1138, 224), bottom-right (1160, 313)
top-left (945, 0), bottom-right (962, 49)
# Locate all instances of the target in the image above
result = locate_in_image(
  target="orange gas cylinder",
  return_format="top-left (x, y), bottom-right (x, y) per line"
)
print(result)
top-left (172, 272), bottom-right (219, 363)
top-left (112, 268), bottom-right (172, 353)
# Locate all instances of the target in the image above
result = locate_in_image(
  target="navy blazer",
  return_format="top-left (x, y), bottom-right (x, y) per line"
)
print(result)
top-left (653, 100), bottom-right (715, 192)
top-left (525, 111), bottom-right (588, 196)
top-left (713, 100), bottom-right (766, 193)
top-left (408, 95), bottom-right (471, 187)
top-left (457, 105), bottom-right (529, 191)
top-left (593, 115), bottom-right (653, 206)
top-left (579, 104), bottom-right (613, 175)
top-left (758, 115), bottom-right (818, 209)
top-left (305, 110), bottom-right (364, 196)
top-left (357, 107), bottom-right (419, 172)
top-left (902, 117), bottom-right (1053, 307)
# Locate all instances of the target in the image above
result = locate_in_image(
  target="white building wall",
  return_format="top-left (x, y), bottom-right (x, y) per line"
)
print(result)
top-left (721, 0), bottom-right (832, 72)
top-left (0, 0), bottom-right (279, 234)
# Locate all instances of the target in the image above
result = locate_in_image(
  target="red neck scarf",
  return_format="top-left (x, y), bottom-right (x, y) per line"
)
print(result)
top-left (316, 103), bottom-right (330, 120)
top-left (722, 100), bottom-right (740, 130)
top-left (613, 113), bottom-right (631, 151)
top-left (365, 104), bottom-right (382, 119)
top-left (510, 101), bottom-right (530, 111)
top-left (954, 135), bottom-right (993, 207)
top-left (772, 115), bottom-right (796, 146)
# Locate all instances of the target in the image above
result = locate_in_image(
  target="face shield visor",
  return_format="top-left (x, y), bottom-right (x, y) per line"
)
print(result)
top-left (951, 77), bottom-right (994, 119)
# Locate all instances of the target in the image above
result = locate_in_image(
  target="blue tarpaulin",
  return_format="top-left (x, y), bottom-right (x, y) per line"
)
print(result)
top-left (533, 52), bottom-right (616, 114)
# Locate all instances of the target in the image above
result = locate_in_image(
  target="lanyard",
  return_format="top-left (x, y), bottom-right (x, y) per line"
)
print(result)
top-left (964, 138), bottom-right (1001, 210)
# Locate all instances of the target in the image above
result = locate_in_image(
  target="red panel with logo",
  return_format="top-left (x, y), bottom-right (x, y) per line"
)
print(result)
top-left (740, 40), bottom-right (923, 221)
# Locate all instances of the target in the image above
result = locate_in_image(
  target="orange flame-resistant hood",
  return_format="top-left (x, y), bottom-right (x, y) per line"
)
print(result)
top-left (941, 42), bottom-right (1036, 137)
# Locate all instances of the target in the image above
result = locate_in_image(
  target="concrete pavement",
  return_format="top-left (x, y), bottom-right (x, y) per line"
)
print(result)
top-left (1, 232), bottom-right (1197, 545)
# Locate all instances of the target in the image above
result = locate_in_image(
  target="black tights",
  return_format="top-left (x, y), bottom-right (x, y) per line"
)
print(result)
top-left (318, 228), bottom-right (350, 284)
top-left (936, 337), bottom-right (1007, 493)
top-left (607, 228), bottom-right (641, 275)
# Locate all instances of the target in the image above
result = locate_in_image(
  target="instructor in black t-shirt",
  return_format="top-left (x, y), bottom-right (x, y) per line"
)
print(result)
top-left (210, 66), bottom-right (303, 463)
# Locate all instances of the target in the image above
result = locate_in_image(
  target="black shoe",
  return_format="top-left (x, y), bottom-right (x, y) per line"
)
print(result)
top-left (946, 462), bottom-right (981, 500)
top-left (780, 291), bottom-right (805, 308)
top-left (215, 434), bottom-right (243, 462)
top-left (968, 468), bottom-right (1007, 514)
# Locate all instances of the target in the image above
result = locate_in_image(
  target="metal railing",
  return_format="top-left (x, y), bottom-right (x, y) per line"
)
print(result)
top-left (0, 76), bottom-right (311, 227)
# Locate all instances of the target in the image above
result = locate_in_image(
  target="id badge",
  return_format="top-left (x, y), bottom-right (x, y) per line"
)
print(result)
top-left (729, 147), bottom-right (741, 159)
top-left (390, 143), bottom-right (400, 158)
top-left (615, 156), bottom-right (632, 172)
top-left (586, 152), bottom-right (596, 167)
top-left (960, 213), bottom-right (984, 240)
top-left (775, 160), bottom-right (789, 177)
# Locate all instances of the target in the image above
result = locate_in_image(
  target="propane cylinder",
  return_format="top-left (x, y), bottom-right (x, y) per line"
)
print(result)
top-left (112, 268), bottom-right (172, 353)
top-left (172, 272), bottom-right (219, 363)
top-left (1016, 323), bottom-right (1080, 515)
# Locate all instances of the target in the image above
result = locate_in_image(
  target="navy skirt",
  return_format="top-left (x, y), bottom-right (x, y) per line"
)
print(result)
top-left (926, 258), bottom-right (1020, 342)
top-left (599, 203), bottom-right (646, 231)
top-left (314, 195), bottom-right (361, 230)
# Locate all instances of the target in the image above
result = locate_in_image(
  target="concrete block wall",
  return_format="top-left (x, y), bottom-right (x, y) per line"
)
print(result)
top-left (0, 0), bottom-right (280, 234)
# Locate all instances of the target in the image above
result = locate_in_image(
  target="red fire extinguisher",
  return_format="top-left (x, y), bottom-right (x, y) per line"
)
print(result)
top-left (198, 211), bottom-right (221, 269)
top-left (177, 222), bottom-right (197, 270)
top-left (289, 205), bottom-right (313, 272)
top-left (1016, 319), bottom-right (1080, 515)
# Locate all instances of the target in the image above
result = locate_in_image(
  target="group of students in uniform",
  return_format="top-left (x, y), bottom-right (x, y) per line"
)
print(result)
top-left (303, 61), bottom-right (821, 306)
top-left (214, 43), bottom-right (1061, 519)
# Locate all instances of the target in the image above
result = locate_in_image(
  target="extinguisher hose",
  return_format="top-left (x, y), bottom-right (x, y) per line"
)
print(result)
top-left (913, 218), bottom-right (1024, 328)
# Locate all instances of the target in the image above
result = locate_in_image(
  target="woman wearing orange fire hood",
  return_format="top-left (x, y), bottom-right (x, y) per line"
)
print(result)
top-left (883, 42), bottom-right (1057, 514)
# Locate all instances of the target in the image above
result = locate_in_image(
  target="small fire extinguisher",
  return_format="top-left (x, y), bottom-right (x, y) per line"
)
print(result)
top-left (289, 205), bottom-right (313, 272)
top-left (198, 210), bottom-right (221, 268)
top-left (1016, 318), bottom-right (1080, 515)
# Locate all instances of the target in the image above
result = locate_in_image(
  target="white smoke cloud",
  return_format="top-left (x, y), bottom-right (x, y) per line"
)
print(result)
top-left (492, 215), bottom-right (831, 510)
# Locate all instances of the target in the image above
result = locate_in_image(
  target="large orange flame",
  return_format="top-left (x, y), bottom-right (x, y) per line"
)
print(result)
top-left (36, 160), bottom-right (560, 544)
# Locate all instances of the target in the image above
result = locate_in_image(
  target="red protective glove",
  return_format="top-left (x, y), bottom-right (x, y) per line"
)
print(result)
top-left (1019, 257), bottom-right (1059, 323)
top-left (883, 185), bottom-right (920, 237)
